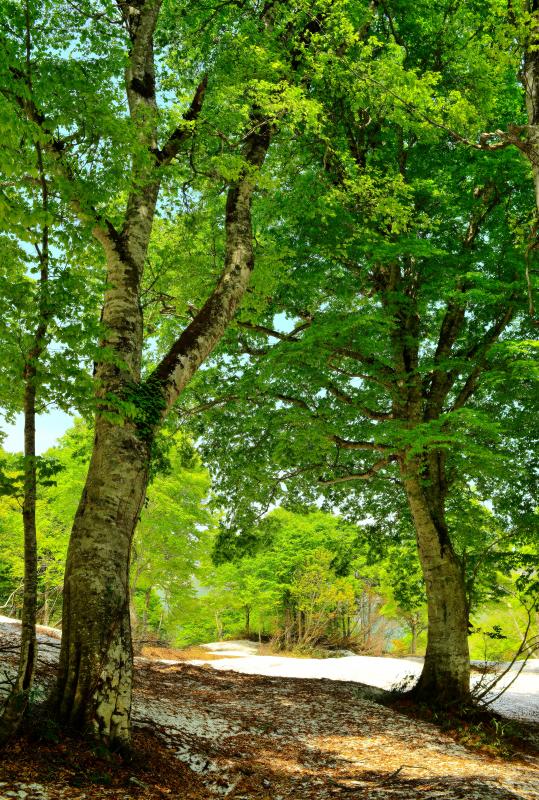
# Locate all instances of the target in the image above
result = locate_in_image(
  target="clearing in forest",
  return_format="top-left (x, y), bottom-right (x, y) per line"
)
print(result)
top-left (0, 620), bottom-right (538, 800)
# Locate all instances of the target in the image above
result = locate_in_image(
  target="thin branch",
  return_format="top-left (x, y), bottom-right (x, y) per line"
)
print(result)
top-left (179, 390), bottom-right (315, 418)
top-left (328, 353), bottom-right (394, 392)
top-left (237, 321), bottom-right (297, 340)
top-left (318, 457), bottom-right (394, 485)
top-left (331, 435), bottom-right (391, 452)
top-left (236, 317), bottom-right (312, 341)
top-left (475, 603), bottom-right (538, 704)
top-left (325, 379), bottom-right (392, 419)
top-left (450, 304), bottom-right (515, 411)
top-left (238, 339), bottom-right (270, 357)
top-left (2, 70), bottom-right (120, 251)
top-left (149, 115), bottom-right (273, 410)
top-left (275, 393), bottom-right (313, 411)
top-left (180, 394), bottom-right (240, 417)
top-left (326, 382), bottom-right (354, 405)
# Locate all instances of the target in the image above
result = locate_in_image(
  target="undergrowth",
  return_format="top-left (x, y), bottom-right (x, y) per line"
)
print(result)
top-left (389, 694), bottom-right (539, 759)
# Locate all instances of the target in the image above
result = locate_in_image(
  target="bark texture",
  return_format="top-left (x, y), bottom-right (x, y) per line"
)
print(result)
top-left (524, 0), bottom-right (539, 213)
top-left (0, 381), bottom-right (39, 744)
top-left (402, 459), bottom-right (470, 704)
top-left (56, 418), bottom-right (151, 744)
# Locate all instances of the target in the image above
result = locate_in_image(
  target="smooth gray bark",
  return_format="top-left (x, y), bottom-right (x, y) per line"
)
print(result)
top-left (56, 418), bottom-right (151, 743)
top-left (402, 460), bottom-right (470, 704)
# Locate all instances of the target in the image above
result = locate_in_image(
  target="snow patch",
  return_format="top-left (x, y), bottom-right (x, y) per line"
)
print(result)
top-left (190, 652), bottom-right (539, 724)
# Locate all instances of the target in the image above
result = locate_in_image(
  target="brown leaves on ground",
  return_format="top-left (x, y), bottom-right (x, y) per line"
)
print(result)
top-left (140, 645), bottom-right (239, 662)
top-left (0, 628), bottom-right (538, 800)
top-left (0, 727), bottom-right (205, 800)
top-left (131, 660), bottom-right (539, 800)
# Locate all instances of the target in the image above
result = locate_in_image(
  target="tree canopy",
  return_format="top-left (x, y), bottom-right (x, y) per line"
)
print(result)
top-left (0, 0), bottom-right (537, 747)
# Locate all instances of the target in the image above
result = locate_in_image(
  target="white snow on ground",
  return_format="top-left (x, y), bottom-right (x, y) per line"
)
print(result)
top-left (192, 641), bottom-right (539, 724)
top-left (200, 640), bottom-right (261, 657)
top-left (1, 620), bottom-right (537, 724)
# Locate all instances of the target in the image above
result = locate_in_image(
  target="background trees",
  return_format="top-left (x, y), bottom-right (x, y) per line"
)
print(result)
top-left (0, 416), bottom-right (536, 694)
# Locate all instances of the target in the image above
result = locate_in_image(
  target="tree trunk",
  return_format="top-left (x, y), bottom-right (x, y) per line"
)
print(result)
top-left (402, 463), bottom-right (470, 705)
top-left (215, 612), bottom-right (223, 641)
top-left (524, 1), bottom-right (539, 214)
top-left (0, 128), bottom-right (49, 741)
top-left (55, 418), bottom-right (151, 747)
top-left (0, 381), bottom-right (39, 744)
top-left (142, 587), bottom-right (152, 633)
top-left (52, 3), bottom-right (270, 746)
top-left (41, 585), bottom-right (50, 627)
top-left (410, 619), bottom-right (417, 656)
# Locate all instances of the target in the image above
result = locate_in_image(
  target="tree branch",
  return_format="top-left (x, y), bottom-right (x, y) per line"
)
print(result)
top-left (328, 352), bottom-right (394, 393)
top-left (424, 185), bottom-right (504, 418)
top-left (324, 380), bottom-right (392, 419)
top-left (180, 394), bottom-right (240, 417)
top-left (331, 435), bottom-right (391, 452)
top-left (318, 457), bottom-right (394, 485)
top-left (238, 339), bottom-right (270, 356)
top-left (157, 75), bottom-right (209, 165)
top-left (3, 69), bottom-right (120, 251)
top-left (149, 117), bottom-right (273, 411)
top-left (326, 382), bottom-right (354, 405)
top-left (236, 318), bottom-right (310, 341)
top-left (275, 393), bottom-right (313, 411)
top-left (450, 305), bottom-right (516, 411)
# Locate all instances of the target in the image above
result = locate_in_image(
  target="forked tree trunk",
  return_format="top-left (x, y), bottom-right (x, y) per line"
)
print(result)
top-left (402, 463), bottom-right (470, 705)
top-left (56, 417), bottom-right (151, 745)
top-left (55, 131), bottom-right (269, 744)
top-left (48, 0), bottom-right (272, 747)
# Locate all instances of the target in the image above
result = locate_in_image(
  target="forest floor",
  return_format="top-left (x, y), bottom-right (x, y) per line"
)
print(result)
top-left (0, 618), bottom-right (538, 800)
top-left (185, 640), bottom-right (539, 725)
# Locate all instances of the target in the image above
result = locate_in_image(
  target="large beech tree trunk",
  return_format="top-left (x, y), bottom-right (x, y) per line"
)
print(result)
top-left (53, 123), bottom-right (271, 749)
top-left (55, 419), bottom-right (151, 744)
top-left (15, 0), bottom-right (275, 747)
top-left (402, 457), bottom-right (470, 704)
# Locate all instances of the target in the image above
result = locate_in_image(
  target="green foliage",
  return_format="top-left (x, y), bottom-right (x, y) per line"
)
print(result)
top-left (0, 0), bottom-right (537, 688)
top-left (130, 433), bottom-right (215, 644)
top-left (185, 509), bottom-right (423, 653)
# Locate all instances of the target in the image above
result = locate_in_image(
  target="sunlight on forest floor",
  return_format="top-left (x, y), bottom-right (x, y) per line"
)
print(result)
top-left (1, 621), bottom-right (538, 800)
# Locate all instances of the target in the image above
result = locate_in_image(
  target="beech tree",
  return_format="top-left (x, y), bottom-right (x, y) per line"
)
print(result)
top-left (0, 0), bottom-right (537, 746)
top-left (0, 17), bottom-right (99, 735)
top-left (0, 0), bottom-right (358, 745)
top-left (181, 1), bottom-right (538, 704)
